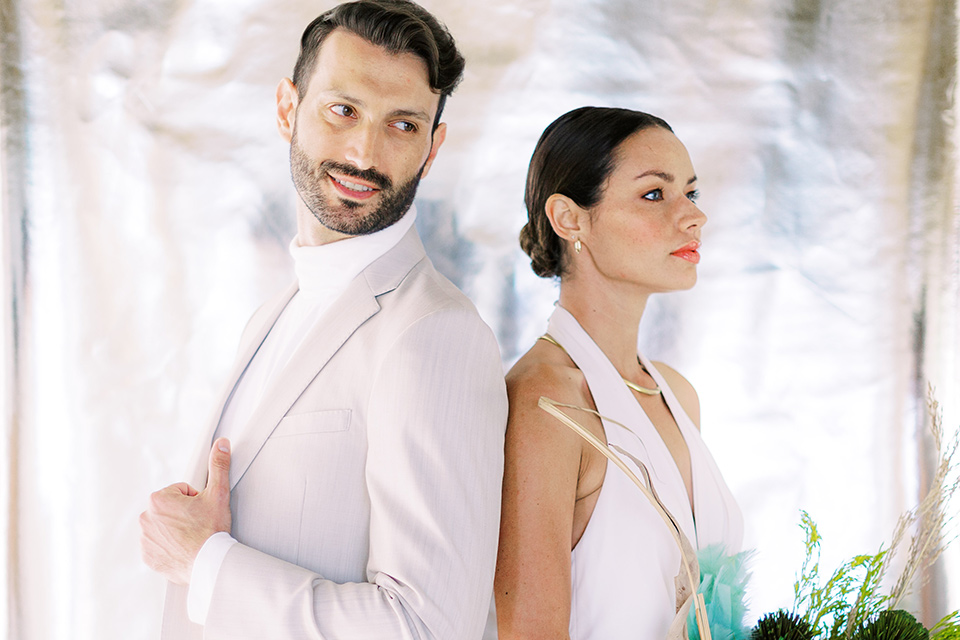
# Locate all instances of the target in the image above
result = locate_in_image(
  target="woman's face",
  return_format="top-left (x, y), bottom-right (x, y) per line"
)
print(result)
top-left (579, 126), bottom-right (707, 294)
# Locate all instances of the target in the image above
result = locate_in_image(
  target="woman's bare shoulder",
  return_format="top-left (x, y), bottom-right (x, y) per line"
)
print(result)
top-left (507, 343), bottom-right (591, 408)
top-left (650, 361), bottom-right (701, 430)
top-left (504, 343), bottom-right (599, 447)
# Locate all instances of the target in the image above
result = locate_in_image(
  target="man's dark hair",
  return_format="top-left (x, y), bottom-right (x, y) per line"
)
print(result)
top-left (521, 106), bottom-right (674, 279)
top-left (291, 0), bottom-right (465, 129)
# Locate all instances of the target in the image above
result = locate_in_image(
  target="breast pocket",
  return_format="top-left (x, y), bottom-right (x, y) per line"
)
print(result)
top-left (271, 409), bottom-right (352, 437)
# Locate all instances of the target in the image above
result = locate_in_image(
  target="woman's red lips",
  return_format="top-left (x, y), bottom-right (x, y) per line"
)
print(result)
top-left (671, 241), bottom-right (701, 264)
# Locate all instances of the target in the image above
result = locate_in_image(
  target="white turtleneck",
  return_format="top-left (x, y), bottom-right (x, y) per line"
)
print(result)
top-left (186, 209), bottom-right (418, 624)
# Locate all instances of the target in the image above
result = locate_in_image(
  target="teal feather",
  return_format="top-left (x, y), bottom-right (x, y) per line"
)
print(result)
top-left (688, 544), bottom-right (753, 640)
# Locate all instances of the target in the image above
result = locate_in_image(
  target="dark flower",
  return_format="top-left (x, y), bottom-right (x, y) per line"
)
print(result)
top-left (853, 610), bottom-right (929, 640)
top-left (750, 610), bottom-right (815, 640)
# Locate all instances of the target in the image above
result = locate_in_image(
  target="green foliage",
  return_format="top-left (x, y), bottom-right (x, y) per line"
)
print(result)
top-left (840, 551), bottom-right (890, 638)
top-left (792, 512), bottom-right (890, 640)
top-left (751, 609), bottom-right (815, 640)
top-left (931, 611), bottom-right (960, 640)
top-left (754, 392), bottom-right (960, 640)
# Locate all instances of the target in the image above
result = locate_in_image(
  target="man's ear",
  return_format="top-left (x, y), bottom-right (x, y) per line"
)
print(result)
top-left (545, 193), bottom-right (587, 242)
top-left (276, 78), bottom-right (299, 143)
top-left (419, 122), bottom-right (447, 179)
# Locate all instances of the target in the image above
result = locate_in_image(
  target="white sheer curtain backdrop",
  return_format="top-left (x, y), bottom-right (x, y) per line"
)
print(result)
top-left (1, 0), bottom-right (957, 638)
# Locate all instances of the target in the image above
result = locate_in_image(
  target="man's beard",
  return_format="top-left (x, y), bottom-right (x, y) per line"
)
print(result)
top-left (289, 129), bottom-right (424, 236)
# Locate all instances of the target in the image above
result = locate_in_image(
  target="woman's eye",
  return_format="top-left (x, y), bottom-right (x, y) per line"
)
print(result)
top-left (331, 104), bottom-right (356, 118)
top-left (642, 189), bottom-right (663, 201)
top-left (686, 189), bottom-right (700, 203)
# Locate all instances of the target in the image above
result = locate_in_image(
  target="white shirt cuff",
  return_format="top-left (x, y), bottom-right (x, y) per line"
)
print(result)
top-left (187, 531), bottom-right (237, 625)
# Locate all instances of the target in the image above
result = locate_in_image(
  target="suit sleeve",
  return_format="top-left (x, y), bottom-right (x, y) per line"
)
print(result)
top-left (202, 308), bottom-right (508, 639)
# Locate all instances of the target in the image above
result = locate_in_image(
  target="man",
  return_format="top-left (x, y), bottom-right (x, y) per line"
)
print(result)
top-left (139, 2), bottom-right (507, 638)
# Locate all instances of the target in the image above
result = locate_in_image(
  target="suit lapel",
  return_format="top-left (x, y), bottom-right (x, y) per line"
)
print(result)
top-left (227, 226), bottom-right (427, 490)
top-left (186, 283), bottom-right (298, 488)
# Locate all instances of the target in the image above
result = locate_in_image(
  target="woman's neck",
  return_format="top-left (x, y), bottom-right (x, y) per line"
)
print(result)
top-left (557, 274), bottom-right (649, 377)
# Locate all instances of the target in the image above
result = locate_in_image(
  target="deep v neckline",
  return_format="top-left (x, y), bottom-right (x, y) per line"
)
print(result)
top-left (627, 381), bottom-right (697, 524)
top-left (546, 305), bottom-right (700, 543)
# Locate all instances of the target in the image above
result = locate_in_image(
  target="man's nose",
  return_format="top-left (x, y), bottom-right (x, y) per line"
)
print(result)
top-left (343, 122), bottom-right (382, 171)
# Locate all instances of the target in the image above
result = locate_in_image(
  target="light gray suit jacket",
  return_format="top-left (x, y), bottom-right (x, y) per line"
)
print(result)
top-left (161, 226), bottom-right (508, 639)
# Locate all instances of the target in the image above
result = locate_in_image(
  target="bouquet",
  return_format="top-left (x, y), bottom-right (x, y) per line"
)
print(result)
top-left (693, 387), bottom-right (960, 640)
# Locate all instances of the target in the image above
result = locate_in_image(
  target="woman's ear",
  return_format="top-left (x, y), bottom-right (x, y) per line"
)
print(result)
top-left (545, 194), bottom-right (588, 243)
top-left (276, 78), bottom-right (299, 143)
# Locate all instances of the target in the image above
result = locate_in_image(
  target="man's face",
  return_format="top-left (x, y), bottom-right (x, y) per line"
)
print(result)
top-left (289, 130), bottom-right (425, 238)
top-left (278, 29), bottom-right (446, 245)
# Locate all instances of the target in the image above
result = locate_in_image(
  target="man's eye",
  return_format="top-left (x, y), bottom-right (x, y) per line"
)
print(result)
top-left (392, 121), bottom-right (417, 133)
top-left (686, 189), bottom-right (700, 203)
top-left (642, 189), bottom-right (663, 201)
top-left (331, 104), bottom-right (356, 118)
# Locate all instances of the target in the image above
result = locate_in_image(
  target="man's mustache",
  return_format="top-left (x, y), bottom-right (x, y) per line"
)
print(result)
top-left (319, 160), bottom-right (392, 191)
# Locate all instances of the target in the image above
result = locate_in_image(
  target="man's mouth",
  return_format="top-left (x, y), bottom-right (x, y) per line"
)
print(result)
top-left (332, 176), bottom-right (374, 192)
top-left (329, 174), bottom-right (379, 199)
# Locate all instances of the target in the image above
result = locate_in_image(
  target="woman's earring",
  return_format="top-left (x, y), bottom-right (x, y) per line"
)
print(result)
top-left (574, 237), bottom-right (582, 254)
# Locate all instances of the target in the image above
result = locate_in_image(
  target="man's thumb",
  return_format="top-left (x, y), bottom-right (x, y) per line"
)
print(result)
top-left (206, 437), bottom-right (231, 495)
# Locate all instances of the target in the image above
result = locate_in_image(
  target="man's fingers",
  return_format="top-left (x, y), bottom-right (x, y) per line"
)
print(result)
top-left (205, 437), bottom-right (232, 498)
top-left (171, 482), bottom-right (198, 497)
top-left (140, 444), bottom-right (233, 582)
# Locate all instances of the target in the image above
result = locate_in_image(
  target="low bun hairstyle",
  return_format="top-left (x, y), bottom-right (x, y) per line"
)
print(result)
top-left (520, 106), bottom-right (673, 278)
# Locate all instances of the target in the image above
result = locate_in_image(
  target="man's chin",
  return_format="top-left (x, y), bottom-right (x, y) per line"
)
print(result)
top-left (335, 197), bottom-right (367, 211)
top-left (315, 210), bottom-right (394, 237)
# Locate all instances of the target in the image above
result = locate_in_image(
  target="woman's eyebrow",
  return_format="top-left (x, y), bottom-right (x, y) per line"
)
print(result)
top-left (635, 170), bottom-right (673, 182)
top-left (633, 170), bottom-right (698, 186)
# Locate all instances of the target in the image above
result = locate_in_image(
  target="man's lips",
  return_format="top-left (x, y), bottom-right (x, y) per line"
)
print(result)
top-left (328, 174), bottom-right (380, 200)
top-left (670, 241), bottom-right (701, 264)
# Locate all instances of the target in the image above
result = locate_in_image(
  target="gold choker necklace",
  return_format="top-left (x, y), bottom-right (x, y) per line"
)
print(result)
top-left (538, 334), bottom-right (662, 396)
top-left (622, 375), bottom-right (662, 396)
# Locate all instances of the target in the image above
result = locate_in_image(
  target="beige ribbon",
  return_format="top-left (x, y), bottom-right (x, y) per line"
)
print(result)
top-left (539, 396), bottom-right (712, 640)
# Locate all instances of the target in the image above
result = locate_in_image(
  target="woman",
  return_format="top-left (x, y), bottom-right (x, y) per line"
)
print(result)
top-left (494, 107), bottom-right (743, 640)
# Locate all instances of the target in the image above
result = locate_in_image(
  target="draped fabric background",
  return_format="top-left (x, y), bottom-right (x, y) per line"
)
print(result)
top-left (1, 0), bottom-right (958, 638)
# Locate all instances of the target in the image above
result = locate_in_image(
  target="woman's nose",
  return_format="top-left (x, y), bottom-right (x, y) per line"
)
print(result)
top-left (681, 199), bottom-right (707, 231)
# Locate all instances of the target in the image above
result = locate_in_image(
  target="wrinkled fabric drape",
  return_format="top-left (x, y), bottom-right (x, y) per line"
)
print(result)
top-left (1, 0), bottom-right (957, 638)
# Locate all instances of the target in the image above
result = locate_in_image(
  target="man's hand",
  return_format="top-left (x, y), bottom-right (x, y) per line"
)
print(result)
top-left (140, 437), bottom-right (233, 585)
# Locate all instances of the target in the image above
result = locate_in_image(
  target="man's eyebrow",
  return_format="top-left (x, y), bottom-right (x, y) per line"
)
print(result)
top-left (390, 108), bottom-right (431, 124)
top-left (634, 170), bottom-right (698, 185)
top-left (326, 90), bottom-right (364, 107)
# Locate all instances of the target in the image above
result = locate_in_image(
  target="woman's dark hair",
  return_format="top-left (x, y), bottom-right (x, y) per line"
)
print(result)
top-left (291, 0), bottom-right (465, 130)
top-left (520, 106), bottom-right (673, 278)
